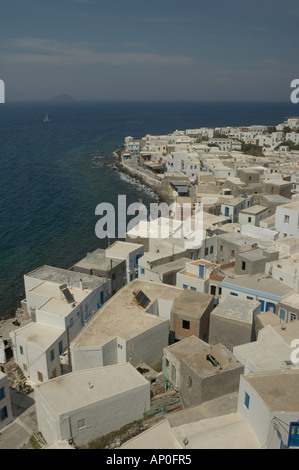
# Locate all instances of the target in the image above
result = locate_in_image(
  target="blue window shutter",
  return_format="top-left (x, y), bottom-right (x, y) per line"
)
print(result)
top-left (244, 392), bottom-right (250, 409)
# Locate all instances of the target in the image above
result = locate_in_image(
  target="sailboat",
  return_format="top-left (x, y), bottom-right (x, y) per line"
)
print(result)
top-left (43, 112), bottom-right (50, 122)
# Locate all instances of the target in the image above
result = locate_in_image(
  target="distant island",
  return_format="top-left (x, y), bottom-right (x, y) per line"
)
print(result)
top-left (50, 94), bottom-right (76, 102)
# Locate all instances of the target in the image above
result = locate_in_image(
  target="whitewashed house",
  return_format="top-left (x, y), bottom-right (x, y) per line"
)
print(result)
top-left (275, 201), bottom-right (299, 238)
top-left (220, 196), bottom-right (254, 223)
top-left (34, 363), bottom-right (150, 447)
top-left (237, 369), bottom-right (299, 449)
top-left (105, 241), bottom-right (144, 283)
top-left (238, 205), bottom-right (270, 227)
top-left (10, 266), bottom-right (108, 384)
top-left (11, 323), bottom-right (65, 383)
top-left (70, 280), bottom-right (183, 371)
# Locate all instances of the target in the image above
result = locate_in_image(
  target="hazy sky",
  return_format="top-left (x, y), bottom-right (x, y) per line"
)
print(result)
top-left (1, 0), bottom-right (299, 101)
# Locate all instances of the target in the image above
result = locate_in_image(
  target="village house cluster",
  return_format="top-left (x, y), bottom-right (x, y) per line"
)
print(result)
top-left (1, 116), bottom-right (299, 449)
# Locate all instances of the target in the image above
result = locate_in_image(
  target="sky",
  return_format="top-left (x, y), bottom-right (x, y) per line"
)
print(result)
top-left (1, 0), bottom-right (299, 101)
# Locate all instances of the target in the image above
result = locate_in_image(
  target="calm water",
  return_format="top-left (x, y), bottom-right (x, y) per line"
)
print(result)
top-left (0, 100), bottom-right (298, 316)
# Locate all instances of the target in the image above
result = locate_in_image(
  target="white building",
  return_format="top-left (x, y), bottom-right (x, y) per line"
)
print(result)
top-left (11, 323), bottom-right (65, 384)
top-left (285, 132), bottom-right (299, 145)
top-left (106, 241), bottom-right (144, 283)
top-left (237, 369), bottom-right (299, 449)
top-left (124, 136), bottom-right (140, 154)
top-left (24, 265), bottom-right (108, 329)
top-left (220, 196), bottom-right (254, 223)
top-left (202, 159), bottom-right (234, 181)
top-left (70, 280), bottom-right (183, 371)
top-left (34, 363), bottom-right (150, 447)
top-left (238, 205), bottom-right (270, 227)
top-left (275, 201), bottom-right (299, 238)
top-left (176, 259), bottom-right (215, 294)
top-left (11, 266), bottom-right (108, 384)
top-left (233, 325), bottom-right (296, 374)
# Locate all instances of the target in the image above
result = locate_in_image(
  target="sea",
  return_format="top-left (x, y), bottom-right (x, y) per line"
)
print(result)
top-left (0, 100), bottom-right (298, 317)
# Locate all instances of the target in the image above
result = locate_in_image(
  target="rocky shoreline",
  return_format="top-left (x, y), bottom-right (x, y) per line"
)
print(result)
top-left (112, 148), bottom-right (174, 205)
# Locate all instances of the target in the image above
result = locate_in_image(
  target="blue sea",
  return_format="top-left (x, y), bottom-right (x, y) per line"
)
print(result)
top-left (0, 100), bottom-right (298, 317)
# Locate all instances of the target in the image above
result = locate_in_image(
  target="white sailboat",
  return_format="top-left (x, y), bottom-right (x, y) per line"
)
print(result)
top-left (44, 112), bottom-right (50, 122)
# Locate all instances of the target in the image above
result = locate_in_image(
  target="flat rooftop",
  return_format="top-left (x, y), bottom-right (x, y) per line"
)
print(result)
top-left (218, 232), bottom-right (260, 246)
top-left (223, 274), bottom-right (293, 299)
top-left (71, 280), bottom-right (182, 348)
top-left (147, 257), bottom-right (190, 274)
top-left (26, 265), bottom-right (105, 292)
top-left (240, 205), bottom-right (268, 215)
top-left (35, 363), bottom-right (149, 414)
top-left (237, 248), bottom-right (277, 262)
top-left (13, 322), bottom-right (64, 349)
top-left (164, 336), bottom-right (208, 362)
top-left (171, 289), bottom-right (214, 319)
top-left (278, 201), bottom-right (299, 210)
top-left (212, 296), bottom-right (260, 323)
top-left (73, 248), bottom-right (124, 271)
top-left (173, 413), bottom-right (259, 449)
top-left (233, 326), bottom-right (295, 371)
top-left (182, 343), bottom-right (242, 378)
top-left (244, 369), bottom-right (299, 411)
top-left (106, 240), bottom-right (143, 256)
top-left (28, 280), bottom-right (97, 317)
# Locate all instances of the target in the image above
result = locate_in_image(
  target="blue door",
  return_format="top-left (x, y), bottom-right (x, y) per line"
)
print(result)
top-left (259, 300), bottom-right (265, 312)
top-left (225, 207), bottom-right (229, 217)
top-left (199, 264), bottom-right (205, 278)
top-left (288, 422), bottom-right (299, 448)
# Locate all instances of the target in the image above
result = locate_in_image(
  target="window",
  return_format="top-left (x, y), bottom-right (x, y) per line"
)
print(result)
top-left (188, 376), bottom-right (192, 388)
top-left (191, 287), bottom-right (197, 291)
top-left (248, 217), bottom-right (252, 223)
top-left (0, 388), bottom-right (5, 400)
top-left (0, 406), bottom-right (8, 422)
top-left (183, 284), bottom-right (188, 289)
top-left (205, 247), bottom-right (209, 256)
top-left (244, 392), bottom-right (250, 409)
top-left (182, 320), bottom-right (190, 330)
top-left (210, 246), bottom-right (214, 254)
top-left (171, 365), bottom-right (176, 381)
top-left (50, 349), bottom-right (55, 361)
top-left (20, 346), bottom-right (23, 355)
top-left (247, 296), bottom-right (254, 300)
top-left (290, 313), bottom-right (297, 322)
top-left (78, 418), bottom-right (86, 429)
top-left (284, 215), bottom-right (290, 224)
top-left (230, 292), bottom-right (238, 296)
top-left (279, 309), bottom-right (286, 321)
top-left (37, 371), bottom-right (43, 383)
top-left (140, 268), bottom-right (145, 274)
top-left (220, 245), bottom-right (223, 252)
top-left (242, 261), bottom-right (246, 271)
